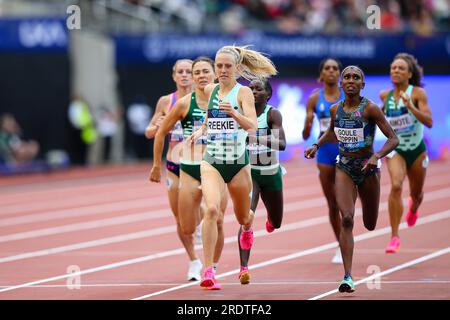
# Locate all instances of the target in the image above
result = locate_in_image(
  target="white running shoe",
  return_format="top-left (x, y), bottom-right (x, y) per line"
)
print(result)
top-left (194, 221), bottom-right (203, 245)
top-left (187, 259), bottom-right (202, 281)
top-left (332, 248), bottom-right (343, 264)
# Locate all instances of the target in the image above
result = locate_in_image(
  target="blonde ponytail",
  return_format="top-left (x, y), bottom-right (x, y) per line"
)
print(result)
top-left (216, 45), bottom-right (278, 81)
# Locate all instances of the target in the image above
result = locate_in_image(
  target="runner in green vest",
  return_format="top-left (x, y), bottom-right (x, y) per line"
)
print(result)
top-left (380, 53), bottom-right (433, 254)
top-left (189, 45), bottom-right (277, 290)
top-left (237, 78), bottom-right (287, 285)
top-left (150, 57), bottom-right (227, 283)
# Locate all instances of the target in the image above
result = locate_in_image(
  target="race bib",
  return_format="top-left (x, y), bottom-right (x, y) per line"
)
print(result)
top-left (247, 128), bottom-right (271, 155)
top-left (319, 117), bottom-right (331, 132)
top-left (247, 143), bottom-right (271, 155)
top-left (169, 121), bottom-right (184, 142)
top-left (334, 127), bottom-right (364, 150)
top-left (386, 113), bottom-right (414, 134)
top-left (207, 109), bottom-right (238, 141)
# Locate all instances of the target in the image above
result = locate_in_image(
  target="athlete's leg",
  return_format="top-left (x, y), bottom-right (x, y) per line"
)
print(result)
top-left (386, 154), bottom-right (407, 237)
top-left (200, 161), bottom-right (226, 269)
top-left (260, 189), bottom-right (283, 229)
top-left (213, 190), bottom-right (227, 267)
top-left (358, 173), bottom-right (381, 231)
top-left (317, 163), bottom-right (340, 241)
top-left (178, 171), bottom-right (203, 235)
top-left (166, 171), bottom-right (197, 261)
top-left (227, 165), bottom-right (255, 229)
top-left (335, 168), bottom-right (357, 277)
top-left (238, 179), bottom-right (260, 268)
top-left (406, 152), bottom-right (428, 214)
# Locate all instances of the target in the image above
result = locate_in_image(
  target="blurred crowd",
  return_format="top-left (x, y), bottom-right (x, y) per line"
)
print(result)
top-left (125, 0), bottom-right (450, 35)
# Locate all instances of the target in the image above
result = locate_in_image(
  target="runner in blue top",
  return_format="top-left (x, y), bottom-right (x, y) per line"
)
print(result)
top-left (380, 53), bottom-right (433, 254)
top-left (305, 66), bottom-right (399, 293)
top-left (303, 58), bottom-right (345, 264)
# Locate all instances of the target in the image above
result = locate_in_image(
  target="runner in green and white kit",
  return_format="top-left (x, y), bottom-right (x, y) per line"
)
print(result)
top-left (237, 78), bottom-right (286, 285)
top-left (189, 45), bottom-right (277, 290)
top-left (380, 53), bottom-right (433, 254)
top-left (150, 57), bottom-right (227, 283)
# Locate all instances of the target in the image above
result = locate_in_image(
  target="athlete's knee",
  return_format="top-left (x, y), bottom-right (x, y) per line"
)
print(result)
top-left (180, 223), bottom-right (195, 235)
top-left (216, 214), bottom-right (224, 230)
top-left (205, 205), bottom-right (220, 221)
top-left (341, 213), bottom-right (354, 229)
top-left (390, 181), bottom-right (403, 195)
top-left (410, 190), bottom-right (424, 203)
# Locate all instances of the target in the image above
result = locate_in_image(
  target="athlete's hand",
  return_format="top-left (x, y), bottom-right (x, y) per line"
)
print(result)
top-left (154, 115), bottom-right (166, 127)
top-left (219, 102), bottom-right (237, 117)
top-left (304, 145), bottom-right (318, 159)
top-left (187, 127), bottom-right (204, 145)
top-left (400, 91), bottom-right (412, 108)
top-left (361, 154), bottom-right (379, 173)
top-left (149, 166), bottom-right (161, 183)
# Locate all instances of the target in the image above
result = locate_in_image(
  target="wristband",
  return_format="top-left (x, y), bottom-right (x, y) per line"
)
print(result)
top-left (312, 143), bottom-right (320, 149)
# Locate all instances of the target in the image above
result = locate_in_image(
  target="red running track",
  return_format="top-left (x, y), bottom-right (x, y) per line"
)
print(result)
top-left (0, 159), bottom-right (449, 300)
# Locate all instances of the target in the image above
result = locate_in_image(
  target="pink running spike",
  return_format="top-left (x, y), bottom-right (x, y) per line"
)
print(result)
top-left (406, 197), bottom-right (418, 227)
top-left (265, 219), bottom-right (275, 233)
top-left (239, 266), bottom-right (250, 285)
top-left (239, 227), bottom-right (254, 250)
top-left (200, 267), bottom-right (217, 289)
top-left (385, 236), bottom-right (400, 254)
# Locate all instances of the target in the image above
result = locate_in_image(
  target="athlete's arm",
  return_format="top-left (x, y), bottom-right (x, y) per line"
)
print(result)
top-left (362, 101), bottom-right (399, 172)
top-left (379, 90), bottom-right (389, 113)
top-left (145, 95), bottom-right (169, 139)
top-left (304, 104), bottom-right (338, 159)
top-left (229, 86), bottom-right (257, 132)
top-left (254, 108), bottom-right (286, 151)
top-left (187, 86), bottom-right (212, 145)
top-left (405, 87), bottom-right (433, 128)
top-left (150, 96), bottom-right (189, 182)
top-left (188, 112), bottom-right (208, 145)
top-left (302, 92), bottom-right (319, 140)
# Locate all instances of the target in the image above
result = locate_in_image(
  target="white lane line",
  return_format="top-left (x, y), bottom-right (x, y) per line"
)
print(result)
top-left (309, 247), bottom-right (450, 300)
top-left (0, 183), bottom-right (343, 242)
top-left (2, 178), bottom-right (450, 243)
top-left (2, 280), bottom-right (449, 289)
top-left (0, 210), bottom-right (171, 243)
top-left (131, 209), bottom-right (450, 300)
top-left (0, 197), bottom-right (166, 227)
top-left (0, 179), bottom-right (320, 227)
top-left (1, 163), bottom-right (447, 227)
top-left (1, 186), bottom-right (450, 264)
top-left (0, 165), bottom-right (324, 224)
top-left (0, 209), bottom-right (448, 296)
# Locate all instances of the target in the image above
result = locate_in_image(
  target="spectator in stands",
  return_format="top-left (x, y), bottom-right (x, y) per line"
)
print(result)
top-left (67, 95), bottom-right (97, 165)
top-left (0, 113), bottom-right (39, 165)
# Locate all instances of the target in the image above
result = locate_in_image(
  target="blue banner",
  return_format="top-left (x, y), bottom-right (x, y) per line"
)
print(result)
top-left (114, 31), bottom-right (450, 66)
top-left (0, 17), bottom-right (68, 52)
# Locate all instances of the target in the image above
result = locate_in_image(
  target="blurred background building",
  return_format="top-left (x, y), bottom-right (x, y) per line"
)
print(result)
top-left (0, 0), bottom-right (449, 172)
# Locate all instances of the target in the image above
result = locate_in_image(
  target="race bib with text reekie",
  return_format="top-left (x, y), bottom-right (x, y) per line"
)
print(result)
top-left (207, 109), bottom-right (238, 142)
